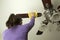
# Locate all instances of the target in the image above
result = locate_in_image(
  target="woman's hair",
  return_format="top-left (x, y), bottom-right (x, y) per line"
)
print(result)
top-left (6, 14), bottom-right (22, 29)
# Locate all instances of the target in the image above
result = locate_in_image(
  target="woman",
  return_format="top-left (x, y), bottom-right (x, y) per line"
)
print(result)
top-left (3, 13), bottom-right (35, 40)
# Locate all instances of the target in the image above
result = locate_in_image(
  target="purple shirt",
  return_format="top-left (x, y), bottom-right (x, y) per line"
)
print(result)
top-left (3, 17), bottom-right (35, 40)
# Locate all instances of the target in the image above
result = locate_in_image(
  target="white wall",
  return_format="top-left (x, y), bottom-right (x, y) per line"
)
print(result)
top-left (0, 0), bottom-right (60, 40)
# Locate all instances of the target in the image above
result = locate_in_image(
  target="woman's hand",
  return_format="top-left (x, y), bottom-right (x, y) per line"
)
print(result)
top-left (28, 12), bottom-right (37, 19)
top-left (31, 12), bottom-right (35, 17)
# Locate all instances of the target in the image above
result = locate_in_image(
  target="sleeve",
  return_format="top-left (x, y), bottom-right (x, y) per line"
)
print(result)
top-left (22, 16), bottom-right (35, 32)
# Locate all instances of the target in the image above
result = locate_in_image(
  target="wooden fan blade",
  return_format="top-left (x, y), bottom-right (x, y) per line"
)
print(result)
top-left (42, 0), bottom-right (53, 9)
top-left (16, 13), bottom-right (42, 18)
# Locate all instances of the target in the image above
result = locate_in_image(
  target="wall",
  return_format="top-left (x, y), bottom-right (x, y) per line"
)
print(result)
top-left (0, 0), bottom-right (60, 40)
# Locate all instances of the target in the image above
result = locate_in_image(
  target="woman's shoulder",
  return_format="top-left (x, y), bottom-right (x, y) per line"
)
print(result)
top-left (2, 29), bottom-right (8, 36)
top-left (3, 29), bottom-right (8, 34)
